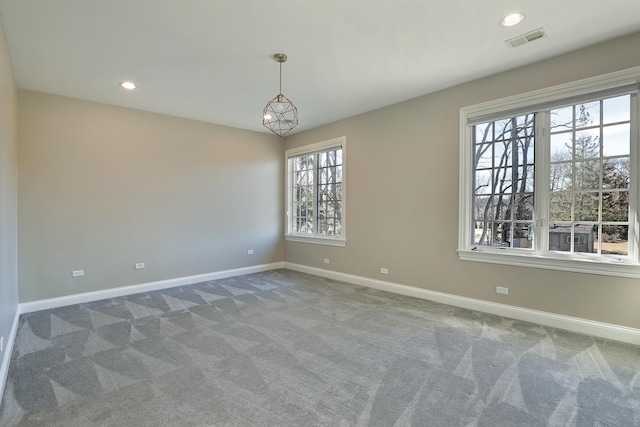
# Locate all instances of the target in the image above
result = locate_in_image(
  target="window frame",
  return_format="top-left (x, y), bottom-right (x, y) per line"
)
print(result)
top-left (284, 136), bottom-right (346, 247)
top-left (458, 67), bottom-right (640, 278)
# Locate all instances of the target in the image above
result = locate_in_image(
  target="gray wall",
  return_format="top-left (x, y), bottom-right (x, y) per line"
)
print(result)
top-left (0, 15), bottom-right (18, 360)
top-left (18, 91), bottom-right (284, 302)
top-left (284, 31), bottom-right (640, 329)
top-left (13, 30), bottom-right (640, 330)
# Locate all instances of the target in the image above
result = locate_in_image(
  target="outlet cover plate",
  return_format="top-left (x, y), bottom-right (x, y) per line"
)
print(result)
top-left (496, 286), bottom-right (509, 295)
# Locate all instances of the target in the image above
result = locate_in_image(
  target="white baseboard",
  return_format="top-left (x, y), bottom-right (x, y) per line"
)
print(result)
top-left (20, 262), bottom-right (285, 314)
top-left (0, 308), bottom-right (20, 405)
top-left (284, 262), bottom-right (640, 346)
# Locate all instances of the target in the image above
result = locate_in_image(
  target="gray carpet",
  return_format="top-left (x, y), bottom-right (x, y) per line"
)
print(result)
top-left (1, 269), bottom-right (639, 426)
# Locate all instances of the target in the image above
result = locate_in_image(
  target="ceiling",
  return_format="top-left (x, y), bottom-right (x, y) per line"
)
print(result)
top-left (1, 1), bottom-right (640, 135)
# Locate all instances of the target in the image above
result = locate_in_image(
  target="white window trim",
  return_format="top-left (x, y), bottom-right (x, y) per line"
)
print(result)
top-left (458, 66), bottom-right (640, 278)
top-left (284, 136), bottom-right (346, 246)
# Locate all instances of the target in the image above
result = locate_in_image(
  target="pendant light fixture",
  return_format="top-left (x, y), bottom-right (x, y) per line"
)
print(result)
top-left (263, 53), bottom-right (298, 137)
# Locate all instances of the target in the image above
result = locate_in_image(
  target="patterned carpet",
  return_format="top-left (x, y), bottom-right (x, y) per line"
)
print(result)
top-left (1, 269), bottom-right (639, 426)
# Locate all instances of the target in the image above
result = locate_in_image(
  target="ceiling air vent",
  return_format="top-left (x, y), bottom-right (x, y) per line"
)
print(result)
top-left (505, 27), bottom-right (547, 48)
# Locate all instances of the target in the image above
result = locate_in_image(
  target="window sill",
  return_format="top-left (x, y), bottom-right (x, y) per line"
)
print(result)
top-left (284, 234), bottom-right (346, 247)
top-left (457, 248), bottom-right (640, 279)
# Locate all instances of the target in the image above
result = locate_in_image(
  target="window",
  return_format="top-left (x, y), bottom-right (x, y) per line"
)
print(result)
top-left (459, 67), bottom-right (640, 278)
top-left (285, 137), bottom-right (346, 246)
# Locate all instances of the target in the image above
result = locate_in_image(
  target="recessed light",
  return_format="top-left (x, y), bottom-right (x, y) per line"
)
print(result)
top-left (119, 81), bottom-right (137, 90)
top-left (500, 12), bottom-right (525, 27)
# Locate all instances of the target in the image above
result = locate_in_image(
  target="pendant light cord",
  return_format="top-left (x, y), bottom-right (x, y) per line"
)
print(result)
top-left (279, 61), bottom-right (283, 95)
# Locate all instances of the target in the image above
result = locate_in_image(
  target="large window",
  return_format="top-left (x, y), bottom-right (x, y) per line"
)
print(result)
top-left (459, 68), bottom-right (640, 277)
top-left (285, 137), bottom-right (346, 246)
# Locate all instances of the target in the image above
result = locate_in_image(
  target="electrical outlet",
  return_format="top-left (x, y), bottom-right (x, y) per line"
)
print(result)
top-left (324, 258), bottom-right (330, 264)
top-left (135, 263), bottom-right (145, 270)
top-left (496, 286), bottom-right (509, 295)
top-left (247, 249), bottom-right (254, 255)
top-left (72, 270), bottom-right (84, 277)
top-left (380, 267), bottom-right (389, 275)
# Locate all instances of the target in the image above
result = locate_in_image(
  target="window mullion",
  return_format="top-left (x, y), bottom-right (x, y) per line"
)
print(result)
top-left (630, 93), bottom-right (639, 262)
top-left (535, 111), bottom-right (550, 255)
top-left (313, 154), bottom-right (319, 235)
top-left (287, 159), bottom-right (293, 234)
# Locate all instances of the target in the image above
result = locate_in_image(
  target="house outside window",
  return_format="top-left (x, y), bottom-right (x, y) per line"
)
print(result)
top-left (285, 136), bottom-right (346, 246)
top-left (459, 67), bottom-right (640, 278)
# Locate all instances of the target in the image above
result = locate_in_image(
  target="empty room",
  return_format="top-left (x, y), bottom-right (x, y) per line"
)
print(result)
top-left (1, 1), bottom-right (640, 425)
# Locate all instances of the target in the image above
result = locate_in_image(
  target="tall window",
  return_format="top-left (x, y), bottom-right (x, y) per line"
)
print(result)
top-left (285, 137), bottom-right (346, 246)
top-left (459, 68), bottom-right (639, 277)
top-left (548, 96), bottom-right (631, 256)
top-left (474, 114), bottom-right (535, 249)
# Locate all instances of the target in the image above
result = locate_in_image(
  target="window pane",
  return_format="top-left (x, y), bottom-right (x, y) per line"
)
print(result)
top-left (574, 128), bottom-right (600, 159)
top-left (493, 222), bottom-right (511, 247)
top-left (493, 194), bottom-right (512, 221)
top-left (573, 161), bottom-right (600, 191)
top-left (317, 152), bottom-right (326, 168)
top-left (602, 225), bottom-right (628, 255)
top-left (298, 154), bottom-right (314, 171)
top-left (573, 224), bottom-right (597, 253)
top-left (318, 218), bottom-right (326, 234)
top-left (550, 162), bottom-right (572, 191)
top-left (603, 158), bottom-right (630, 189)
top-left (336, 149), bottom-right (343, 166)
top-left (475, 169), bottom-right (492, 194)
top-left (298, 218), bottom-right (312, 233)
top-left (473, 222), bottom-right (492, 246)
top-left (550, 106), bottom-right (573, 130)
top-left (493, 141), bottom-right (509, 167)
top-left (513, 222), bottom-right (533, 249)
top-left (574, 192), bottom-right (599, 221)
top-left (327, 150), bottom-right (336, 166)
top-left (318, 167), bottom-right (327, 184)
top-left (514, 193), bottom-right (534, 220)
top-left (602, 191), bottom-right (629, 222)
top-left (549, 223), bottom-right (572, 252)
top-left (603, 95), bottom-right (630, 124)
top-left (602, 123), bottom-right (630, 157)
top-left (549, 192), bottom-right (571, 221)
top-left (516, 114), bottom-right (534, 138)
top-left (475, 143), bottom-right (492, 168)
top-left (318, 200), bottom-right (326, 217)
top-left (515, 166), bottom-right (534, 193)
top-left (495, 119), bottom-right (513, 140)
top-left (575, 102), bottom-right (600, 128)
top-left (474, 196), bottom-right (493, 221)
top-left (550, 132), bottom-right (572, 160)
top-left (475, 122), bottom-right (493, 144)
top-left (517, 138), bottom-right (534, 164)
top-left (494, 167), bottom-right (513, 194)
top-left (325, 203), bottom-right (335, 219)
top-left (333, 199), bottom-right (342, 215)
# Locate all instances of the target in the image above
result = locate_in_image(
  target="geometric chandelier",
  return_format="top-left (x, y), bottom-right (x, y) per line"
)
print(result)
top-left (263, 53), bottom-right (298, 137)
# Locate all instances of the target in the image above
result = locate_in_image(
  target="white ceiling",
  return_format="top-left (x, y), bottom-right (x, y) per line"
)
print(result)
top-left (1, 0), bottom-right (640, 135)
